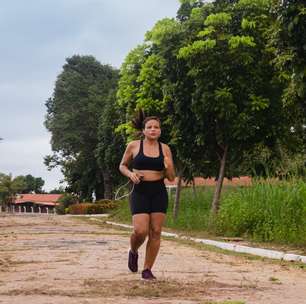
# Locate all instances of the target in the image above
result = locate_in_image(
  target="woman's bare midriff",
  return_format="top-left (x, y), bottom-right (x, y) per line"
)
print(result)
top-left (133, 169), bottom-right (164, 181)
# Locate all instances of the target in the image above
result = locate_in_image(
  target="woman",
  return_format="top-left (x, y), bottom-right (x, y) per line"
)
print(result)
top-left (119, 116), bottom-right (175, 280)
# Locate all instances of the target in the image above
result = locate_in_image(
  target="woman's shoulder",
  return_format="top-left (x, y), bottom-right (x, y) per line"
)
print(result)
top-left (160, 141), bottom-right (169, 147)
top-left (127, 140), bottom-right (141, 148)
top-left (160, 142), bottom-right (171, 153)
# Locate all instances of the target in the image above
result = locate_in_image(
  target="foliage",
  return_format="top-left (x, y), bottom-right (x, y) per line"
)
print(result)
top-left (96, 89), bottom-right (126, 199)
top-left (117, 0), bottom-right (289, 214)
top-left (112, 181), bottom-right (306, 246)
top-left (67, 200), bottom-right (118, 214)
top-left (21, 174), bottom-right (45, 194)
top-left (48, 186), bottom-right (66, 194)
top-left (55, 193), bottom-right (78, 215)
top-left (45, 55), bottom-right (119, 200)
top-left (0, 172), bottom-right (47, 210)
top-left (239, 143), bottom-right (306, 178)
top-left (270, 0), bottom-right (306, 145)
top-left (216, 179), bottom-right (306, 245)
top-left (0, 173), bottom-right (26, 207)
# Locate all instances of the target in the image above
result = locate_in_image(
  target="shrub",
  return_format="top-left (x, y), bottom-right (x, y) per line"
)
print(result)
top-left (68, 203), bottom-right (92, 215)
top-left (67, 200), bottom-right (118, 215)
top-left (56, 193), bottom-right (79, 214)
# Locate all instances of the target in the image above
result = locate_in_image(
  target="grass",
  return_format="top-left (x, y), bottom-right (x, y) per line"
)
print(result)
top-left (110, 178), bottom-right (306, 249)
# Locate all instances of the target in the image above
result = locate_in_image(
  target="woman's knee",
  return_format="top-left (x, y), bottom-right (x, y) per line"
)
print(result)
top-left (133, 227), bottom-right (148, 239)
top-left (149, 227), bottom-right (162, 240)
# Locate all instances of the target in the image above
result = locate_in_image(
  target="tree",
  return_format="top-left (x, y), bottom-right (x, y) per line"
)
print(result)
top-left (48, 186), bottom-right (66, 194)
top-left (0, 173), bottom-right (26, 209)
top-left (96, 91), bottom-right (126, 199)
top-left (21, 174), bottom-right (45, 194)
top-left (45, 55), bottom-right (119, 200)
top-left (270, 0), bottom-right (306, 144)
top-left (118, 0), bottom-right (289, 216)
top-left (117, 13), bottom-right (218, 218)
top-left (177, 0), bottom-right (287, 212)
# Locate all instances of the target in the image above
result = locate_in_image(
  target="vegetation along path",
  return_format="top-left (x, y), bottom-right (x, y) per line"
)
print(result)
top-left (1, 214), bottom-right (306, 304)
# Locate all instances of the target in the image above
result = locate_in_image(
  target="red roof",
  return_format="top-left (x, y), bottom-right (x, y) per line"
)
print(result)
top-left (13, 194), bottom-right (62, 206)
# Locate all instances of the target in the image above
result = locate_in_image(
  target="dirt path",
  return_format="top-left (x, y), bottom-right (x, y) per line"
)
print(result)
top-left (1, 214), bottom-right (306, 304)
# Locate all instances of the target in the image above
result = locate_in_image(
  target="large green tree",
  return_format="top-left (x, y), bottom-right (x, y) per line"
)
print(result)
top-left (177, 0), bottom-right (288, 212)
top-left (118, 0), bottom-right (289, 216)
top-left (45, 55), bottom-right (119, 200)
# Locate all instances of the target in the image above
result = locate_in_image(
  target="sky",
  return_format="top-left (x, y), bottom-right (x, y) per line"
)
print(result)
top-left (0, 0), bottom-right (180, 191)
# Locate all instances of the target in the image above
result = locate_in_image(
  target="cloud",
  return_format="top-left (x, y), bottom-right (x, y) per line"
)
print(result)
top-left (0, 0), bottom-right (180, 191)
top-left (0, 136), bottom-right (64, 191)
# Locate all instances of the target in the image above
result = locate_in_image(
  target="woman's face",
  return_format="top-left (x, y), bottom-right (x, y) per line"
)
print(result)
top-left (143, 119), bottom-right (161, 140)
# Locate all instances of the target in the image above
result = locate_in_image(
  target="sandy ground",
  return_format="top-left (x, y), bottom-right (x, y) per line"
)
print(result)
top-left (1, 214), bottom-right (306, 304)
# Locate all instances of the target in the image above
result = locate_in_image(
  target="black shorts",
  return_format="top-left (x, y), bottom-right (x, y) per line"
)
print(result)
top-left (130, 179), bottom-right (168, 215)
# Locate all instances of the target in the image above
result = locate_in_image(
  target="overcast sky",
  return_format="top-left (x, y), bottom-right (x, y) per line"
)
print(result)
top-left (0, 0), bottom-right (180, 191)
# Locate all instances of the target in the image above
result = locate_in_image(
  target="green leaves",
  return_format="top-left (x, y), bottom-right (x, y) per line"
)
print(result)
top-left (237, 0), bottom-right (270, 10)
top-left (197, 26), bottom-right (215, 37)
top-left (145, 18), bottom-right (180, 46)
top-left (228, 35), bottom-right (256, 48)
top-left (204, 12), bottom-right (232, 27)
top-left (249, 94), bottom-right (270, 111)
top-left (178, 39), bottom-right (216, 58)
top-left (241, 18), bottom-right (256, 30)
top-left (45, 55), bottom-right (119, 200)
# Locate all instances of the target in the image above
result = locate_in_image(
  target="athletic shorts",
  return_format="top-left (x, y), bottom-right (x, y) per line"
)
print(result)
top-left (130, 179), bottom-right (168, 215)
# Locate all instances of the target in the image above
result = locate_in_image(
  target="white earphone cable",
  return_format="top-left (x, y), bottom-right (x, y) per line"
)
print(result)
top-left (114, 180), bottom-right (135, 201)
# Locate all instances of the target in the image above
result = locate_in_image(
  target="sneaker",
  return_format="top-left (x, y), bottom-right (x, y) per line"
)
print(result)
top-left (128, 250), bottom-right (138, 272)
top-left (141, 268), bottom-right (156, 280)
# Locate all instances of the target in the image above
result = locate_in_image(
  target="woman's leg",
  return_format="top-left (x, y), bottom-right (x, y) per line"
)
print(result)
top-left (143, 212), bottom-right (166, 270)
top-left (130, 213), bottom-right (150, 252)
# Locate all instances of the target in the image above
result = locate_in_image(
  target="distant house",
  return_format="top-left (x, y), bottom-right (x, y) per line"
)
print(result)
top-left (11, 194), bottom-right (62, 213)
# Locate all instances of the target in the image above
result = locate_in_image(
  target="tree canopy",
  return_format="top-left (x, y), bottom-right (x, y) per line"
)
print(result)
top-left (45, 55), bottom-right (121, 200)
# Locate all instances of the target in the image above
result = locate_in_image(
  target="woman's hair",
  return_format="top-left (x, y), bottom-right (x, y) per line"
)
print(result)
top-left (142, 116), bottom-right (161, 129)
top-left (132, 109), bottom-right (161, 130)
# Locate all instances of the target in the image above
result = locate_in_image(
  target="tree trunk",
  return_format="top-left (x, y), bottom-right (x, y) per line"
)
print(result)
top-left (173, 173), bottom-right (182, 220)
top-left (103, 170), bottom-right (113, 200)
top-left (211, 145), bottom-right (228, 214)
top-left (95, 172), bottom-right (105, 200)
top-left (192, 178), bottom-right (197, 199)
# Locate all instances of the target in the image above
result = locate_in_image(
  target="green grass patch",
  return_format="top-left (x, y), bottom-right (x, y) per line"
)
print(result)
top-left (110, 178), bottom-right (306, 248)
top-left (216, 178), bottom-right (306, 246)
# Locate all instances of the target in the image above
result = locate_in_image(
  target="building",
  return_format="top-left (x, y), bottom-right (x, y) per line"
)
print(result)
top-left (11, 194), bottom-right (62, 213)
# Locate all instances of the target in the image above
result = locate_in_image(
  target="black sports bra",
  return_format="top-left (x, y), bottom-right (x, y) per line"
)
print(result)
top-left (132, 140), bottom-right (165, 171)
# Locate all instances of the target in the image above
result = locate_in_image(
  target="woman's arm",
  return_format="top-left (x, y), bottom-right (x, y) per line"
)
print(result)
top-left (119, 141), bottom-right (142, 184)
top-left (163, 145), bottom-right (175, 182)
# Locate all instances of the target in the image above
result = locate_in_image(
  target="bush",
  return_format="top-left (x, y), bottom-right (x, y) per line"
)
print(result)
top-left (67, 200), bottom-right (118, 215)
top-left (56, 193), bottom-right (79, 214)
top-left (68, 203), bottom-right (92, 215)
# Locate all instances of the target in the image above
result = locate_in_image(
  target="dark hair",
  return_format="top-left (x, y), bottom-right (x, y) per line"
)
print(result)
top-left (132, 109), bottom-right (161, 130)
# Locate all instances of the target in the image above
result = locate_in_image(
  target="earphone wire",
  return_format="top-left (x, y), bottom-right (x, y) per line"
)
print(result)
top-left (114, 180), bottom-right (135, 201)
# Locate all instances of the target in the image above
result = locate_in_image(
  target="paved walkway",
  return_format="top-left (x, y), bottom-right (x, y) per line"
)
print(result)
top-left (1, 214), bottom-right (306, 304)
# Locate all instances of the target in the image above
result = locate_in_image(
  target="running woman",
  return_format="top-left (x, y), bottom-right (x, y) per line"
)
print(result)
top-left (119, 115), bottom-right (175, 280)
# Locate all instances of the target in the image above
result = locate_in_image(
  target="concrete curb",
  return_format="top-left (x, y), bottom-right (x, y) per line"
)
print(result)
top-left (105, 221), bottom-right (306, 264)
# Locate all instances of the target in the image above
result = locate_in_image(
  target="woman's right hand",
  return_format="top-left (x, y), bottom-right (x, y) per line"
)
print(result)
top-left (128, 172), bottom-right (143, 184)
